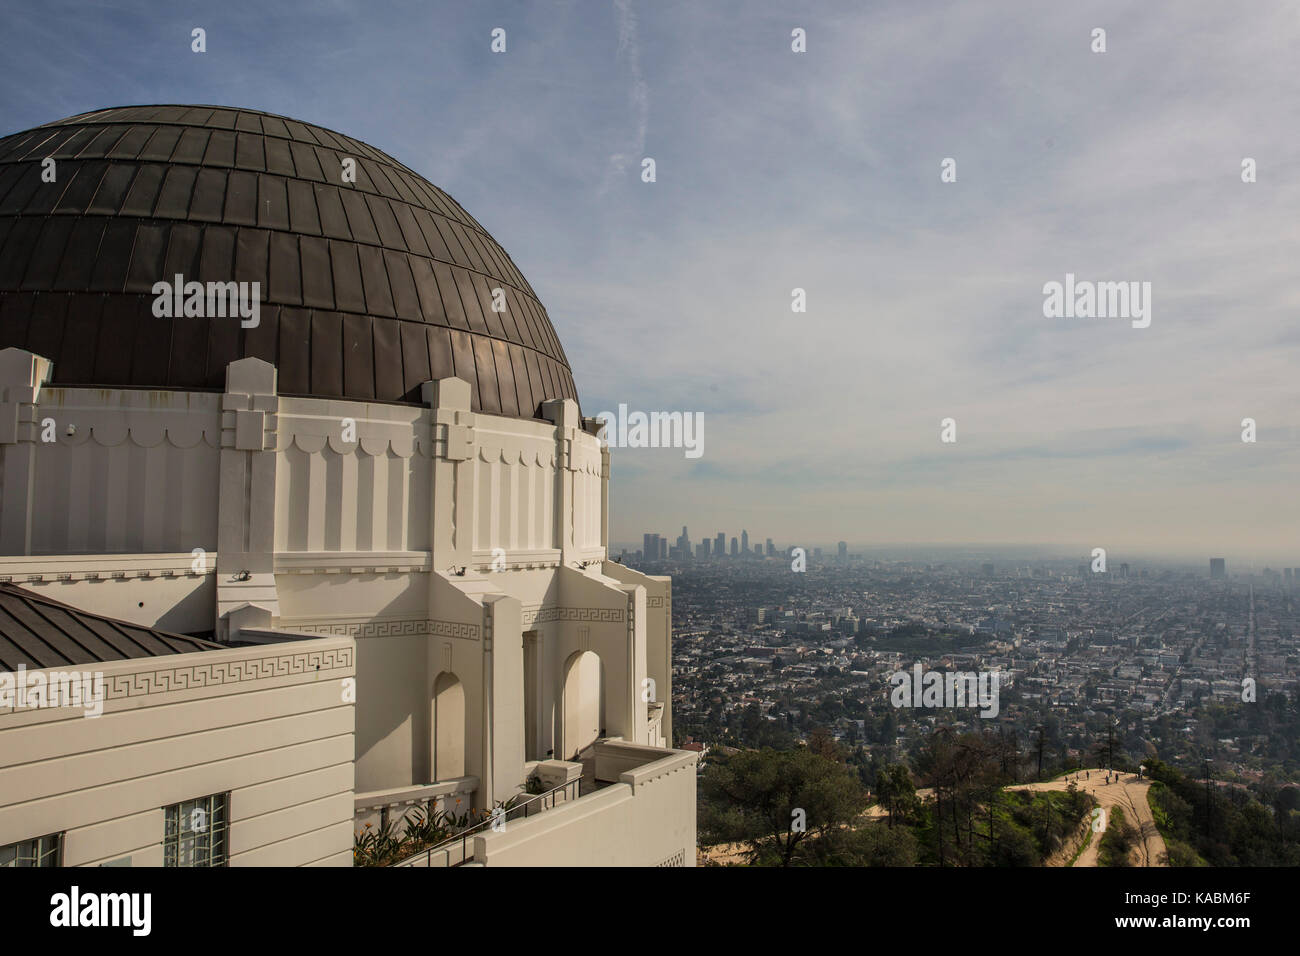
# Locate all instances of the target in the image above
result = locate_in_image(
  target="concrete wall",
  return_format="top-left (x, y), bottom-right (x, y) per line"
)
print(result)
top-left (0, 636), bottom-right (355, 867)
top-left (352, 633), bottom-right (429, 792)
top-left (353, 776), bottom-right (478, 832)
top-left (601, 562), bottom-right (672, 746)
top-left (472, 743), bottom-right (697, 867)
top-left (17, 387), bottom-right (221, 556)
top-left (0, 553), bottom-right (217, 634)
top-left (1, 351), bottom-right (695, 866)
top-left (273, 397), bottom-right (431, 553)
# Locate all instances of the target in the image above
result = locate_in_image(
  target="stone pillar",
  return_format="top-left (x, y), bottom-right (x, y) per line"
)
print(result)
top-left (600, 443), bottom-right (610, 557)
top-left (484, 593), bottom-right (523, 804)
top-left (216, 357), bottom-right (280, 639)
top-left (623, 584), bottom-right (648, 744)
top-left (480, 598), bottom-right (494, 807)
top-left (541, 397), bottom-right (579, 562)
top-left (0, 348), bottom-right (53, 556)
top-left (659, 583), bottom-right (673, 745)
top-left (424, 377), bottom-right (475, 573)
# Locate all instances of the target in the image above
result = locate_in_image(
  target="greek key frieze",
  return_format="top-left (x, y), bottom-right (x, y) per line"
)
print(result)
top-left (97, 646), bottom-right (355, 702)
top-left (520, 605), bottom-right (627, 626)
top-left (287, 618), bottom-right (481, 641)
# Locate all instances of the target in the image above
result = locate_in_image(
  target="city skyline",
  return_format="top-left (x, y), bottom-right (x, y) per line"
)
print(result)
top-left (619, 526), bottom-right (1292, 571)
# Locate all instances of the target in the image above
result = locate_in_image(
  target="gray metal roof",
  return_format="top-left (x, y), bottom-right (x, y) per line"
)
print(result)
top-left (0, 583), bottom-right (223, 670)
top-left (0, 105), bottom-right (579, 418)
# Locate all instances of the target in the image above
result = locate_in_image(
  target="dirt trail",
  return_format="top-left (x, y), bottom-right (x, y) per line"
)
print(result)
top-left (1012, 771), bottom-right (1166, 867)
top-left (699, 780), bottom-right (1166, 868)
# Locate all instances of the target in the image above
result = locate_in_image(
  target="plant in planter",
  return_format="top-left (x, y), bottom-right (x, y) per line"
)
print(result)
top-left (353, 820), bottom-right (403, 867)
top-left (401, 803), bottom-right (452, 849)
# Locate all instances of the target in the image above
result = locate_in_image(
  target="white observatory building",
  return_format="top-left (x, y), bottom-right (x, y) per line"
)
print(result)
top-left (0, 105), bottom-right (695, 867)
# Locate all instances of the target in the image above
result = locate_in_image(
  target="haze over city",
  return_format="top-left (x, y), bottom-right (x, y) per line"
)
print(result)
top-left (2, 0), bottom-right (1296, 560)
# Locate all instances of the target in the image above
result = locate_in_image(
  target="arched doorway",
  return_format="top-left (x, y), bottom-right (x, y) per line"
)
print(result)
top-left (561, 650), bottom-right (604, 760)
top-left (431, 671), bottom-right (465, 780)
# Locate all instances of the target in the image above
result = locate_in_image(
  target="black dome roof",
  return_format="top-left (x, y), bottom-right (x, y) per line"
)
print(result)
top-left (0, 105), bottom-right (578, 418)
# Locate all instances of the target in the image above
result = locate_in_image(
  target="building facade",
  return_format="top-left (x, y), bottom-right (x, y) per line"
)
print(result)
top-left (0, 105), bottom-right (695, 867)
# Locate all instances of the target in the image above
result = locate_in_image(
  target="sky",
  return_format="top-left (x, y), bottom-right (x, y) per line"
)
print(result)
top-left (1, 1), bottom-right (1297, 565)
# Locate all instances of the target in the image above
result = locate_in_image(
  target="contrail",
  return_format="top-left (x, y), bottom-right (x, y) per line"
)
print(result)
top-left (604, 0), bottom-right (649, 189)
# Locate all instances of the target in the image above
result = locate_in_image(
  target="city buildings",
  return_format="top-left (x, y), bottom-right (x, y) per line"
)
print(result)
top-left (0, 105), bottom-right (695, 867)
top-left (652, 551), bottom-right (1297, 780)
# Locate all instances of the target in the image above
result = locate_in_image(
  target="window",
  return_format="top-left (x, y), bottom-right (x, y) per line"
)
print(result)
top-left (0, 833), bottom-right (62, 867)
top-left (163, 793), bottom-right (229, 867)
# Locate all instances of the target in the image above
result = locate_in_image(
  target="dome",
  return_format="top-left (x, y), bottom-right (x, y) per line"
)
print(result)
top-left (0, 105), bottom-right (578, 418)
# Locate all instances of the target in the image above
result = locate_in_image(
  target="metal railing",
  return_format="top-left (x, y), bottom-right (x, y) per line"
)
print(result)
top-left (406, 777), bottom-right (581, 867)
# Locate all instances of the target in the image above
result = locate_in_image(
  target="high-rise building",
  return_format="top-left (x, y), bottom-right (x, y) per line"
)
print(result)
top-left (766, 538), bottom-right (775, 556)
top-left (701, 538), bottom-right (711, 557)
top-left (730, 537), bottom-right (739, 556)
top-left (741, 530), bottom-right (749, 555)
top-left (659, 537), bottom-right (668, 560)
top-left (644, 533), bottom-right (658, 562)
top-left (1211, 558), bottom-right (1226, 579)
top-left (715, 532), bottom-right (726, 557)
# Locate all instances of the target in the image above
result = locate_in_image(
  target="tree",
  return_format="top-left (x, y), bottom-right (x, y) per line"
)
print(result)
top-left (875, 764), bottom-right (919, 828)
top-left (804, 822), bottom-right (920, 866)
top-left (699, 748), bottom-right (868, 866)
top-left (808, 728), bottom-right (840, 762)
top-left (1098, 805), bottom-right (1137, 866)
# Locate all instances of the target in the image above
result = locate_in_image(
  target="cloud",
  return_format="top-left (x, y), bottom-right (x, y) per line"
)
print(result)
top-left (1, 0), bottom-right (1296, 559)
top-left (602, 0), bottom-right (651, 191)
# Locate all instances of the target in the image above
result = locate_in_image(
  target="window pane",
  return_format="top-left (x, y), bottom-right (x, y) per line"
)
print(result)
top-left (0, 834), bottom-right (61, 867)
top-left (164, 793), bottom-right (229, 866)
